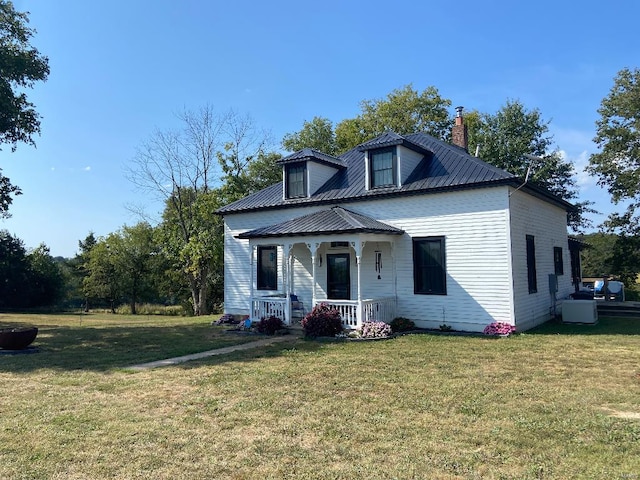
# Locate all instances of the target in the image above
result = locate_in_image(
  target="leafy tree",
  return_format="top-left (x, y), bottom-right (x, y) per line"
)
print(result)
top-left (25, 243), bottom-right (64, 306)
top-left (0, 172), bottom-right (20, 218)
top-left (587, 67), bottom-right (640, 235)
top-left (244, 151), bottom-right (283, 192)
top-left (282, 116), bottom-right (338, 155)
top-left (0, 229), bottom-right (28, 307)
top-left (282, 85), bottom-right (452, 155)
top-left (129, 106), bottom-right (277, 315)
top-left (469, 100), bottom-right (594, 232)
top-left (216, 111), bottom-right (279, 203)
top-left (83, 225), bottom-right (160, 314)
top-left (0, 0), bottom-right (49, 217)
top-left (158, 188), bottom-right (224, 315)
top-left (283, 90), bottom-right (589, 230)
top-left (0, 231), bottom-right (62, 308)
top-left (471, 100), bottom-right (572, 195)
top-left (580, 232), bottom-right (640, 289)
top-left (334, 84), bottom-right (452, 151)
top-left (83, 240), bottom-right (120, 313)
top-left (65, 232), bottom-right (97, 310)
top-left (108, 223), bottom-right (158, 314)
top-left (609, 235), bottom-right (640, 288)
top-left (579, 232), bottom-right (613, 278)
top-left (128, 106), bottom-right (227, 315)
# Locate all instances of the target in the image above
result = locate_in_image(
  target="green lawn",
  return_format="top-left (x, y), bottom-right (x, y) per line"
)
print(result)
top-left (1, 313), bottom-right (639, 479)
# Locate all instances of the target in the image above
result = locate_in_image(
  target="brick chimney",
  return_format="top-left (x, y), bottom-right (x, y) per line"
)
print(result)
top-left (451, 106), bottom-right (468, 151)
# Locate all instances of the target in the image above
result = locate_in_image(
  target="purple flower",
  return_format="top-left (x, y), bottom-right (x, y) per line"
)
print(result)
top-left (359, 321), bottom-right (392, 338)
top-left (483, 322), bottom-right (515, 336)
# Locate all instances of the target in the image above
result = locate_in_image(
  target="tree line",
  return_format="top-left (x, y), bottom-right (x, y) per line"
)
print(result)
top-left (1, 1), bottom-right (639, 312)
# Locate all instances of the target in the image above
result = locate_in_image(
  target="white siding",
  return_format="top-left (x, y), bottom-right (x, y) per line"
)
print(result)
top-left (360, 242), bottom-right (394, 299)
top-left (508, 189), bottom-right (572, 330)
top-left (398, 145), bottom-right (424, 186)
top-left (353, 189), bottom-right (512, 332)
top-left (307, 162), bottom-right (339, 196)
top-left (224, 205), bottom-right (336, 314)
top-left (223, 188), bottom-right (515, 332)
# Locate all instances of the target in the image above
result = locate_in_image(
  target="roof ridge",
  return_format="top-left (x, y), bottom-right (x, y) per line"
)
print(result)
top-left (332, 206), bottom-right (365, 229)
top-left (218, 131), bottom-right (573, 215)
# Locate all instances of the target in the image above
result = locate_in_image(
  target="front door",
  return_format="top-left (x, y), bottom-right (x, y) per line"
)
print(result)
top-left (327, 254), bottom-right (350, 300)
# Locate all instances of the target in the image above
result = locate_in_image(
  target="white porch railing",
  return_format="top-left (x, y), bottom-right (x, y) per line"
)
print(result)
top-left (251, 296), bottom-right (397, 329)
top-left (321, 300), bottom-right (359, 328)
top-left (317, 297), bottom-right (396, 329)
top-left (251, 296), bottom-right (288, 324)
top-left (362, 297), bottom-right (396, 324)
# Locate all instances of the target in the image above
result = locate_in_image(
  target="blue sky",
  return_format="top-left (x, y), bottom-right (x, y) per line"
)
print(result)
top-left (2, 0), bottom-right (638, 257)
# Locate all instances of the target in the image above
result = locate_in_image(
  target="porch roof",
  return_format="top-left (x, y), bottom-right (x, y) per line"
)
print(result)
top-left (237, 206), bottom-right (404, 239)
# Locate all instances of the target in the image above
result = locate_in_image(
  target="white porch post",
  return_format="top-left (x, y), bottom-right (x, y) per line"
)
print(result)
top-left (285, 243), bottom-right (294, 295)
top-left (284, 243), bottom-right (293, 325)
top-left (352, 240), bottom-right (364, 327)
top-left (307, 242), bottom-right (319, 307)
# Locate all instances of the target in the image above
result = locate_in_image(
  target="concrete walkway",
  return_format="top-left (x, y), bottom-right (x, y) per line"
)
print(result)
top-left (125, 335), bottom-right (296, 371)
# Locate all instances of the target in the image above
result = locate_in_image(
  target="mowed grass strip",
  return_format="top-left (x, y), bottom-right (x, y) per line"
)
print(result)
top-left (0, 313), bottom-right (261, 371)
top-left (0, 314), bottom-right (639, 479)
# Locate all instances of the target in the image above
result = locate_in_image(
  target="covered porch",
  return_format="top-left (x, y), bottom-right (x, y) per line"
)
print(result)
top-left (238, 207), bottom-right (405, 329)
top-left (250, 295), bottom-right (398, 329)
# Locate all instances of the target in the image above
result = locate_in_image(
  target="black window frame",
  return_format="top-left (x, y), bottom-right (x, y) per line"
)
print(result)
top-left (330, 241), bottom-right (349, 248)
top-left (553, 246), bottom-right (564, 276)
top-left (369, 147), bottom-right (397, 189)
top-left (526, 235), bottom-right (537, 294)
top-left (413, 236), bottom-right (447, 295)
top-left (286, 162), bottom-right (307, 199)
top-left (257, 245), bottom-right (277, 290)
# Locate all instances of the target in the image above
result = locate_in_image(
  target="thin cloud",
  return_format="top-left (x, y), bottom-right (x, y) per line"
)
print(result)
top-left (560, 150), bottom-right (595, 191)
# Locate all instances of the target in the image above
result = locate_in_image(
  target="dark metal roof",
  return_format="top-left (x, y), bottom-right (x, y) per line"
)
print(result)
top-left (568, 236), bottom-right (587, 250)
top-left (218, 131), bottom-right (574, 214)
top-left (238, 206), bottom-right (404, 239)
top-left (276, 148), bottom-right (346, 168)
top-left (357, 131), bottom-right (432, 155)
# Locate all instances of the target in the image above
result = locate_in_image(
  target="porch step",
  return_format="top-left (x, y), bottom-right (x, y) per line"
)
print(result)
top-left (596, 301), bottom-right (640, 317)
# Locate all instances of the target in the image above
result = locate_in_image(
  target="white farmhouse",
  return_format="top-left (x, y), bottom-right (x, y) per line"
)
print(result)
top-left (217, 113), bottom-right (579, 332)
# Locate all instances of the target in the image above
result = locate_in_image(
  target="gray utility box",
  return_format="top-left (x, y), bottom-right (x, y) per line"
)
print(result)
top-left (561, 299), bottom-right (598, 324)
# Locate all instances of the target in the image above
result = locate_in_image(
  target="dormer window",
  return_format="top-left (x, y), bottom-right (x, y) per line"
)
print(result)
top-left (370, 147), bottom-right (397, 188)
top-left (286, 162), bottom-right (307, 198)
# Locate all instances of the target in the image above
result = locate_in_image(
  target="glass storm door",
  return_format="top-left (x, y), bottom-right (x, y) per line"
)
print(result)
top-left (327, 254), bottom-right (350, 300)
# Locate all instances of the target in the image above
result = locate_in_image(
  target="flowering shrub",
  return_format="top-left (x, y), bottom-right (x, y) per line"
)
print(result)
top-left (359, 320), bottom-right (393, 338)
top-left (483, 322), bottom-right (516, 336)
top-left (256, 316), bottom-right (284, 335)
top-left (390, 317), bottom-right (415, 333)
top-left (301, 303), bottom-right (343, 338)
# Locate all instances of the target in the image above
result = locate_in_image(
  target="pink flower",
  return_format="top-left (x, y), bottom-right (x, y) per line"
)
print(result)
top-left (483, 322), bottom-right (515, 336)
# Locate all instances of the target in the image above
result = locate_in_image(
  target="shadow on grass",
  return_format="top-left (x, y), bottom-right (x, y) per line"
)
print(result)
top-left (7, 314), bottom-right (636, 374)
top-left (0, 323), bottom-right (314, 373)
top-left (527, 316), bottom-right (640, 336)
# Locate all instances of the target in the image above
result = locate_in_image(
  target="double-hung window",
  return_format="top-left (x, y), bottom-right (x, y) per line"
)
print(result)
top-left (369, 147), bottom-right (396, 188)
top-left (286, 163), bottom-right (306, 198)
top-left (413, 237), bottom-right (446, 295)
top-left (257, 246), bottom-right (277, 290)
